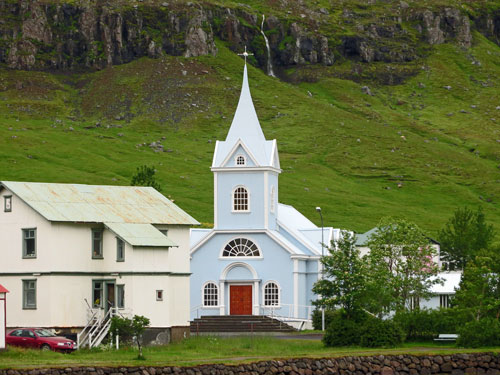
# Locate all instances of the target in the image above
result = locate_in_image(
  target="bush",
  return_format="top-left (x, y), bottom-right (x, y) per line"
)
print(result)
top-left (322, 309), bottom-right (372, 347)
top-left (323, 315), bottom-right (362, 347)
top-left (393, 308), bottom-right (466, 341)
top-left (312, 308), bottom-right (337, 330)
top-left (457, 318), bottom-right (500, 348)
top-left (360, 318), bottom-right (405, 348)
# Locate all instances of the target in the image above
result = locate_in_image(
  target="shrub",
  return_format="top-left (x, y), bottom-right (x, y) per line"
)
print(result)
top-left (312, 308), bottom-right (337, 330)
top-left (360, 318), bottom-right (405, 348)
top-left (393, 308), bottom-right (466, 341)
top-left (457, 318), bottom-right (500, 348)
top-left (323, 315), bottom-right (362, 347)
top-left (322, 309), bottom-right (371, 347)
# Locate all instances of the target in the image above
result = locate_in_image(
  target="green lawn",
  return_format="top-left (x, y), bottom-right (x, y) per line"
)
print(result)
top-left (1, 336), bottom-right (499, 370)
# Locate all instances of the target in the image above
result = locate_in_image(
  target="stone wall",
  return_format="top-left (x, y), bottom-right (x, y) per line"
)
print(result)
top-left (1, 353), bottom-right (499, 375)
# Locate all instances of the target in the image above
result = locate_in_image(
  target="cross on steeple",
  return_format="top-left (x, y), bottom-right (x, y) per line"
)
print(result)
top-left (238, 46), bottom-right (254, 64)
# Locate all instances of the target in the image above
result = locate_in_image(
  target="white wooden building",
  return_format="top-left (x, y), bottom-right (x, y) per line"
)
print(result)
top-left (0, 181), bottom-right (198, 344)
top-left (356, 227), bottom-right (461, 310)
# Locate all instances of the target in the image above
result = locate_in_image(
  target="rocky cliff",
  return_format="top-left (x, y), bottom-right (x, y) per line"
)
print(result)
top-left (1, 0), bottom-right (499, 76)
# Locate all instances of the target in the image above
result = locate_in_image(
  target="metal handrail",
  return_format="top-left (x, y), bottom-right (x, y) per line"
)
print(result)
top-left (91, 308), bottom-right (115, 347)
top-left (261, 303), bottom-right (314, 321)
top-left (88, 307), bottom-right (115, 348)
top-left (77, 299), bottom-right (100, 348)
top-left (190, 304), bottom-right (203, 319)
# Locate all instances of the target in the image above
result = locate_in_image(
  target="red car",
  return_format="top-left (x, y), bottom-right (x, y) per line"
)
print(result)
top-left (6, 328), bottom-right (77, 352)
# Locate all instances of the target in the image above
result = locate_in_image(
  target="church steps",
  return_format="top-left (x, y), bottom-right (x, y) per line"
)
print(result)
top-left (190, 315), bottom-right (296, 333)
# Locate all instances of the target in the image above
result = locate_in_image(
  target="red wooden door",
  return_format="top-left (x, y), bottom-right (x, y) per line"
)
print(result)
top-left (230, 285), bottom-right (252, 315)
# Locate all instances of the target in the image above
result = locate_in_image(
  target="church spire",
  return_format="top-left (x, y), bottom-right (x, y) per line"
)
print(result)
top-left (225, 63), bottom-right (266, 145)
top-left (211, 55), bottom-right (280, 169)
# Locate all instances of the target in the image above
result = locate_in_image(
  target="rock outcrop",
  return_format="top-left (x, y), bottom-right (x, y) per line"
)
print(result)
top-left (0, 0), bottom-right (499, 73)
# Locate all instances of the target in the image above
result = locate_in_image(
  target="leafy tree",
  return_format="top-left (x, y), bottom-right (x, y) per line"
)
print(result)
top-left (130, 165), bottom-right (162, 192)
top-left (110, 314), bottom-right (150, 359)
top-left (439, 206), bottom-right (495, 270)
top-left (313, 230), bottom-right (367, 319)
top-left (366, 218), bottom-right (441, 314)
top-left (453, 253), bottom-right (500, 321)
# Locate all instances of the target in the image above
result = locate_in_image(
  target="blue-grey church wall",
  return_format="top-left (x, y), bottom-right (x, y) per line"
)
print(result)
top-left (190, 232), bottom-right (297, 319)
top-left (216, 171), bottom-right (279, 231)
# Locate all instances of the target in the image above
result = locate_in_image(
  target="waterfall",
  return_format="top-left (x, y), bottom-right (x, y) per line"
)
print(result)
top-left (260, 15), bottom-right (276, 78)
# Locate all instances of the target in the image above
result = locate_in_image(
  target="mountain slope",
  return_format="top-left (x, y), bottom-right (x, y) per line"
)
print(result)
top-left (0, 0), bottom-right (499, 236)
top-left (1, 35), bottom-right (499, 236)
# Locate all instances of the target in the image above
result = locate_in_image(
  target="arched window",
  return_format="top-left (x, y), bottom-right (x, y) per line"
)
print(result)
top-left (270, 186), bottom-right (275, 213)
top-left (236, 155), bottom-right (246, 166)
top-left (203, 282), bottom-right (218, 306)
top-left (264, 282), bottom-right (279, 306)
top-left (233, 186), bottom-right (249, 211)
top-left (223, 238), bottom-right (260, 257)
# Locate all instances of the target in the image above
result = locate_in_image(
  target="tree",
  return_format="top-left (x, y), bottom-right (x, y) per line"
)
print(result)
top-left (366, 218), bottom-right (441, 314)
top-left (110, 314), bottom-right (150, 359)
top-left (453, 252), bottom-right (500, 321)
top-left (439, 206), bottom-right (495, 270)
top-left (312, 230), bottom-right (367, 319)
top-left (130, 165), bottom-right (162, 192)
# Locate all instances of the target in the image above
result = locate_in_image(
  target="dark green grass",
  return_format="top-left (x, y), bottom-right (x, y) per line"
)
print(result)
top-left (0, 35), bottom-right (499, 236)
top-left (0, 336), bottom-right (498, 369)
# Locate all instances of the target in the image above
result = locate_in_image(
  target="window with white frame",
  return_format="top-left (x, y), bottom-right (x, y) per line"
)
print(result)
top-left (409, 296), bottom-right (420, 311)
top-left (264, 282), bottom-right (279, 306)
top-left (203, 282), bottom-right (218, 306)
top-left (270, 186), bottom-right (275, 213)
top-left (440, 294), bottom-right (450, 308)
top-left (4, 195), bottom-right (12, 212)
top-left (233, 186), bottom-right (249, 211)
top-left (156, 290), bottom-right (163, 301)
top-left (236, 155), bottom-right (246, 166)
top-left (22, 228), bottom-right (36, 258)
top-left (23, 280), bottom-right (37, 309)
top-left (222, 238), bottom-right (260, 257)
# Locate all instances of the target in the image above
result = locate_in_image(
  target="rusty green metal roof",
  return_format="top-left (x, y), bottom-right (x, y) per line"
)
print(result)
top-left (105, 222), bottom-right (178, 247)
top-left (1, 181), bottom-right (199, 225)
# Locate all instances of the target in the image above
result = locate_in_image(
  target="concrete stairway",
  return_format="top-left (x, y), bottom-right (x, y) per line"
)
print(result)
top-left (190, 315), bottom-right (296, 334)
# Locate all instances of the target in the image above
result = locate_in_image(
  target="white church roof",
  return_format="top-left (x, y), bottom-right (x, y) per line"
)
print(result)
top-left (190, 228), bottom-right (212, 248)
top-left (277, 203), bottom-right (339, 255)
top-left (212, 65), bottom-right (278, 169)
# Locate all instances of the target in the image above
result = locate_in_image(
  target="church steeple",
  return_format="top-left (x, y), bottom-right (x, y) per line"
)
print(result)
top-left (225, 64), bottom-right (266, 145)
top-left (212, 63), bottom-right (280, 170)
top-left (211, 59), bottom-right (280, 231)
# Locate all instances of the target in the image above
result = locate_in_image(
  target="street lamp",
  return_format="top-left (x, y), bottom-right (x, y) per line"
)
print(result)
top-left (316, 207), bottom-right (325, 331)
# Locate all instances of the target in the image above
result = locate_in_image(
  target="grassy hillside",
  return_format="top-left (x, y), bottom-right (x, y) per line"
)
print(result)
top-left (0, 33), bottom-right (499, 236)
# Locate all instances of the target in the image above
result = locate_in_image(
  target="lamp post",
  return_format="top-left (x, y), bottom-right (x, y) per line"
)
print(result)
top-left (316, 207), bottom-right (325, 331)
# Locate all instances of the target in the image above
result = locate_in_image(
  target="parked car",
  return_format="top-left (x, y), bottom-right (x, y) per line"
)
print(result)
top-left (6, 328), bottom-right (77, 352)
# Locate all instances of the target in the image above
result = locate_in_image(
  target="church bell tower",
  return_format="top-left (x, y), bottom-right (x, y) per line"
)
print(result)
top-left (211, 62), bottom-right (281, 231)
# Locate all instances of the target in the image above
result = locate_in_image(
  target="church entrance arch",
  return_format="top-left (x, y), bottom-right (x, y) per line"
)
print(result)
top-left (220, 262), bottom-right (260, 316)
